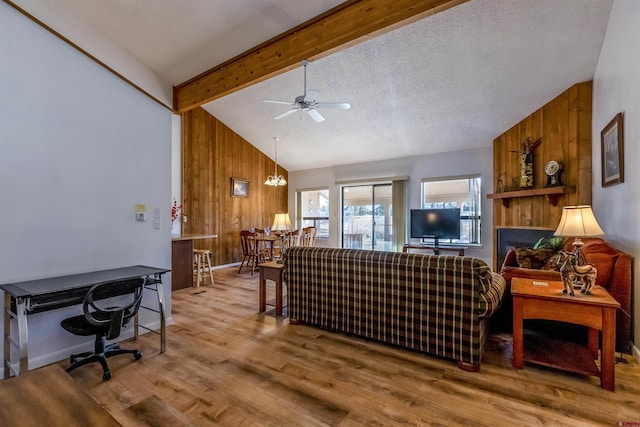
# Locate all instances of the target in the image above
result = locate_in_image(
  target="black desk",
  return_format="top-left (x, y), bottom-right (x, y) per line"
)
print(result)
top-left (0, 265), bottom-right (169, 378)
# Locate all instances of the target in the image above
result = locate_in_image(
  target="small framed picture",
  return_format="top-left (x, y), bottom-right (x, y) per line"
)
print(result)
top-left (601, 112), bottom-right (624, 187)
top-left (231, 178), bottom-right (249, 197)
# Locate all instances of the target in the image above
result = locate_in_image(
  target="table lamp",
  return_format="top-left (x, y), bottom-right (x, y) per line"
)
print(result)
top-left (553, 205), bottom-right (604, 265)
top-left (271, 213), bottom-right (292, 263)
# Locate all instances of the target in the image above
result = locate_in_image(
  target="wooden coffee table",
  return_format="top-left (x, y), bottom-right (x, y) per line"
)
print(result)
top-left (511, 277), bottom-right (620, 391)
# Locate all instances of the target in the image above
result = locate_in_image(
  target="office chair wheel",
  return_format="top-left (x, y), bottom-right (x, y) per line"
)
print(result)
top-left (103, 371), bottom-right (112, 381)
top-left (134, 351), bottom-right (142, 360)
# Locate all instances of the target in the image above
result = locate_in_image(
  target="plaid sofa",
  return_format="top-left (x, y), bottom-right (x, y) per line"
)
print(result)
top-left (285, 247), bottom-right (506, 370)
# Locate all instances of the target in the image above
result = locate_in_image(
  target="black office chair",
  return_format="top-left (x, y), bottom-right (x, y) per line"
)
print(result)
top-left (61, 277), bottom-right (145, 381)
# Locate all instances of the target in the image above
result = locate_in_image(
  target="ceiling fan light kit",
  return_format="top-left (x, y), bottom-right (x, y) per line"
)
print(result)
top-left (263, 60), bottom-right (351, 123)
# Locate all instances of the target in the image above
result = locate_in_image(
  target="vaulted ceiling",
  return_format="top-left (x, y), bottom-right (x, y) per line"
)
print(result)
top-left (9, 0), bottom-right (613, 171)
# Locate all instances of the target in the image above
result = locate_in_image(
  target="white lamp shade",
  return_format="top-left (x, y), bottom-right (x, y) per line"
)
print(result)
top-left (271, 213), bottom-right (292, 231)
top-left (554, 205), bottom-right (605, 237)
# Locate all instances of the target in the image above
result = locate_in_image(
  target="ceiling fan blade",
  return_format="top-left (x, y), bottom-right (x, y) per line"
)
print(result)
top-left (304, 89), bottom-right (320, 103)
top-left (274, 108), bottom-right (299, 120)
top-left (306, 108), bottom-right (325, 123)
top-left (263, 99), bottom-right (295, 105)
top-left (316, 102), bottom-right (351, 110)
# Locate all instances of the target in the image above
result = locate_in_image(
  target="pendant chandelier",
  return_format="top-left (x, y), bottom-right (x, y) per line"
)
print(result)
top-left (264, 137), bottom-right (287, 187)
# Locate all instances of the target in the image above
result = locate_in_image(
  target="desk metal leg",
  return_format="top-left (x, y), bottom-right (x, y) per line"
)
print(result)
top-left (3, 295), bottom-right (29, 378)
top-left (134, 275), bottom-right (166, 354)
top-left (3, 293), bottom-right (9, 379)
top-left (156, 278), bottom-right (166, 353)
top-left (16, 298), bottom-right (28, 375)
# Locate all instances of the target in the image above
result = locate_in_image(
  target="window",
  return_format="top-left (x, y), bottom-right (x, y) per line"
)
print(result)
top-left (421, 176), bottom-right (481, 245)
top-left (298, 189), bottom-right (329, 238)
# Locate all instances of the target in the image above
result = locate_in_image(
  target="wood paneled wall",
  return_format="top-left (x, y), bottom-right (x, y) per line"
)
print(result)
top-left (182, 107), bottom-right (288, 266)
top-left (492, 81), bottom-right (593, 259)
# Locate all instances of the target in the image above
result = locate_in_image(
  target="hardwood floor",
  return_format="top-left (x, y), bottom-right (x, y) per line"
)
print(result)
top-left (59, 267), bottom-right (640, 426)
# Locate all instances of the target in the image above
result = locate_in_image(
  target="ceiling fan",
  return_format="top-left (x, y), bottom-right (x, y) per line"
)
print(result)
top-left (263, 60), bottom-right (351, 123)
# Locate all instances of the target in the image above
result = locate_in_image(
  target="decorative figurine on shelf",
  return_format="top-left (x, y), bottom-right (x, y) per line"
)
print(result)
top-left (511, 137), bottom-right (542, 189)
top-left (544, 160), bottom-right (564, 187)
top-left (559, 252), bottom-right (598, 296)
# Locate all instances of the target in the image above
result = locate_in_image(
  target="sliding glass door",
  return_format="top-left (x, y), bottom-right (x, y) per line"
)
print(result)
top-left (341, 184), bottom-right (392, 251)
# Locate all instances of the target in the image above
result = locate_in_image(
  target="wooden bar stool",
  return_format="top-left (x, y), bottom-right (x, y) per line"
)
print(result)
top-left (193, 249), bottom-right (214, 287)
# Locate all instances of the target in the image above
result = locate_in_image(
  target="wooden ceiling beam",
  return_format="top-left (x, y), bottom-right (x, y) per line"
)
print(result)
top-left (173, 0), bottom-right (468, 113)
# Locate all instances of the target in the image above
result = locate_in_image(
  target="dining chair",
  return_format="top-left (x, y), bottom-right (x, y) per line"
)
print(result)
top-left (301, 226), bottom-right (317, 247)
top-left (239, 230), bottom-right (261, 274)
top-left (285, 229), bottom-right (301, 248)
top-left (256, 228), bottom-right (276, 262)
top-left (272, 229), bottom-right (299, 262)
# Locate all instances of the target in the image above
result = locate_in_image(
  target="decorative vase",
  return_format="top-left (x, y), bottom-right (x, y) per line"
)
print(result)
top-left (519, 153), bottom-right (534, 188)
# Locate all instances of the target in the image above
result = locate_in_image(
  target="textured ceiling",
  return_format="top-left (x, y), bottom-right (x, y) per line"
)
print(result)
top-left (204, 0), bottom-right (612, 170)
top-left (15, 0), bottom-right (613, 171)
top-left (25, 0), bottom-right (346, 84)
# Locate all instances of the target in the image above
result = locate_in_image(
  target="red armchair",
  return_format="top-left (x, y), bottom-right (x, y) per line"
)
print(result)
top-left (499, 238), bottom-right (632, 353)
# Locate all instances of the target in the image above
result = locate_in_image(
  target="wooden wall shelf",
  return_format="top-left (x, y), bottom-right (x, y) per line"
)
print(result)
top-left (487, 186), bottom-right (576, 208)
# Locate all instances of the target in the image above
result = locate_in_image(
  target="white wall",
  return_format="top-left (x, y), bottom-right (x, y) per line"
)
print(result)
top-left (288, 147), bottom-right (494, 265)
top-left (592, 0), bottom-right (640, 358)
top-left (0, 3), bottom-right (173, 372)
top-left (9, 0), bottom-right (172, 107)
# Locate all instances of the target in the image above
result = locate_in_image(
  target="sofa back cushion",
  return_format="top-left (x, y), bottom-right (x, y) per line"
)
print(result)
top-left (583, 241), bottom-right (619, 288)
top-left (514, 247), bottom-right (556, 269)
top-left (561, 238), bottom-right (618, 287)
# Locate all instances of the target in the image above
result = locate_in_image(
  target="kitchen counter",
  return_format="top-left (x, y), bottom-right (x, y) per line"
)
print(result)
top-left (171, 235), bottom-right (218, 290)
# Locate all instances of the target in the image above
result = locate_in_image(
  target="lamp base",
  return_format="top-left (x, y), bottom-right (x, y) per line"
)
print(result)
top-left (568, 238), bottom-right (586, 289)
top-left (571, 238), bottom-right (587, 266)
top-left (561, 239), bottom-right (597, 295)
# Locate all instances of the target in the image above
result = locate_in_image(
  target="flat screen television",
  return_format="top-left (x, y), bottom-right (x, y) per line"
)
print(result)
top-left (410, 208), bottom-right (461, 245)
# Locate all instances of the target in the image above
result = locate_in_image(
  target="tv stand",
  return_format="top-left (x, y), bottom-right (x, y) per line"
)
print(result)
top-left (402, 244), bottom-right (466, 256)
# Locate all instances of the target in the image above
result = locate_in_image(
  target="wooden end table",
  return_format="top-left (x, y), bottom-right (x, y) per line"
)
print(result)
top-left (258, 261), bottom-right (285, 316)
top-left (511, 277), bottom-right (620, 391)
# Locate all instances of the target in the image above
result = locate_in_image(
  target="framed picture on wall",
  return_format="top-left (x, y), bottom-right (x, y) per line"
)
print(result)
top-left (601, 112), bottom-right (624, 187)
top-left (231, 178), bottom-right (249, 197)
